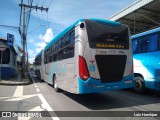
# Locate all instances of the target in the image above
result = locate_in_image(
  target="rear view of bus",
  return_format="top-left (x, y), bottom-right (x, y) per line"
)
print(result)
top-left (77, 19), bottom-right (133, 93)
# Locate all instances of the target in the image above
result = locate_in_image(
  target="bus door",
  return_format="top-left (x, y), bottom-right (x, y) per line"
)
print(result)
top-left (45, 64), bottom-right (49, 75)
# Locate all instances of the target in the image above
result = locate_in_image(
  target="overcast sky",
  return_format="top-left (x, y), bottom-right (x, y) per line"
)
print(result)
top-left (0, 0), bottom-right (135, 63)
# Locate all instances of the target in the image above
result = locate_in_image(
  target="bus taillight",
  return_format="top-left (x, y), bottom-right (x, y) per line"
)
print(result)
top-left (79, 56), bottom-right (90, 80)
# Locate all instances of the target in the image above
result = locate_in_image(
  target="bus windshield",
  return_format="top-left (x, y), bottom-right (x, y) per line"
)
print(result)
top-left (85, 20), bottom-right (129, 49)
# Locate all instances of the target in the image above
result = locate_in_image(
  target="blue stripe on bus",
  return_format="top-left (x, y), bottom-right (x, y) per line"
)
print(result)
top-left (90, 18), bottom-right (121, 26)
top-left (131, 27), bottom-right (160, 39)
top-left (78, 75), bottom-right (133, 94)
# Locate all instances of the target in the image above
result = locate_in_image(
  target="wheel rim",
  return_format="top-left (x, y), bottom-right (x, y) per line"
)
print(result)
top-left (135, 80), bottom-right (141, 89)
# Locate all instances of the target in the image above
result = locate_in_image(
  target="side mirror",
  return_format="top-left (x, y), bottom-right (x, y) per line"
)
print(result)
top-left (80, 23), bottom-right (85, 28)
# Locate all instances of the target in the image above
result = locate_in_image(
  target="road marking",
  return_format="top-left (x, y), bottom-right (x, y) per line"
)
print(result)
top-left (0, 96), bottom-right (11, 99)
top-left (5, 94), bottom-right (38, 101)
top-left (38, 94), bottom-right (60, 120)
top-left (36, 88), bottom-right (40, 92)
top-left (13, 86), bottom-right (23, 97)
top-left (29, 72), bottom-right (60, 120)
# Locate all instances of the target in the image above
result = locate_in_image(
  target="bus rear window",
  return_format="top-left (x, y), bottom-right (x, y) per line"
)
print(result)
top-left (85, 20), bottom-right (129, 49)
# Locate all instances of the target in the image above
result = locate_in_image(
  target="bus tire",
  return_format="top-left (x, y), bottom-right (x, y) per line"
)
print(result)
top-left (53, 75), bottom-right (60, 92)
top-left (134, 76), bottom-right (145, 94)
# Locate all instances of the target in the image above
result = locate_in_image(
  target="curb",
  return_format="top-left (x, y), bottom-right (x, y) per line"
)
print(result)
top-left (0, 73), bottom-right (33, 86)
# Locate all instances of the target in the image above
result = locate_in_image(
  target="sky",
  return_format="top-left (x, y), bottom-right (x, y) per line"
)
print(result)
top-left (0, 0), bottom-right (136, 63)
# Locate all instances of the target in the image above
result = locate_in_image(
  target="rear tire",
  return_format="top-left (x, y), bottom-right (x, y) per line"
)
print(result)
top-left (134, 76), bottom-right (145, 94)
top-left (53, 75), bottom-right (60, 92)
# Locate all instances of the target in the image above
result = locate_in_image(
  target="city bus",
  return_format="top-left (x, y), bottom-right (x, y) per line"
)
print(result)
top-left (36, 18), bottom-right (134, 94)
top-left (34, 50), bottom-right (42, 79)
top-left (132, 27), bottom-right (160, 93)
top-left (34, 50), bottom-right (45, 82)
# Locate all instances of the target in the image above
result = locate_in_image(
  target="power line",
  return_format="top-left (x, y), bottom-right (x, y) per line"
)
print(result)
top-left (42, 0), bottom-right (47, 7)
top-left (48, 0), bottom-right (53, 8)
top-left (0, 25), bottom-right (19, 29)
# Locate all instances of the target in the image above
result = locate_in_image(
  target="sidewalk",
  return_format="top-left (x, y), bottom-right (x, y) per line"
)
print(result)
top-left (0, 72), bottom-right (32, 85)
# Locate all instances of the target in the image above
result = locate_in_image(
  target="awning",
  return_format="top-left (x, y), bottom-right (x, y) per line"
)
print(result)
top-left (108, 0), bottom-right (160, 35)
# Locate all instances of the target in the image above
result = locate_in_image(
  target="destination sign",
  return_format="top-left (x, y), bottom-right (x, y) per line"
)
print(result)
top-left (96, 44), bottom-right (125, 49)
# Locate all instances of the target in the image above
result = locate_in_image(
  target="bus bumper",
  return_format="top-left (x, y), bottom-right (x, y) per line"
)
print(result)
top-left (78, 75), bottom-right (134, 94)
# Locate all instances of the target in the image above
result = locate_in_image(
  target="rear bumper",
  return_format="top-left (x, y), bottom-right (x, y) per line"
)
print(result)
top-left (78, 75), bottom-right (134, 94)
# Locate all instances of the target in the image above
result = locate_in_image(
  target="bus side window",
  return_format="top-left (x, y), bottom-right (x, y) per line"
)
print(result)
top-left (64, 34), bottom-right (70, 52)
top-left (61, 37), bottom-right (65, 48)
top-left (132, 39), bottom-right (138, 54)
top-left (47, 50), bottom-right (50, 63)
top-left (55, 42), bottom-right (58, 52)
top-left (148, 34), bottom-right (158, 52)
top-left (49, 55), bottom-right (52, 62)
top-left (70, 31), bottom-right (75, 44)
top-left (139, 37), bottom-right (149, 53)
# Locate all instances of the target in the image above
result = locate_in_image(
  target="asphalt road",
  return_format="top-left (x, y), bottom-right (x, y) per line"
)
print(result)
top-left (0, 70), bottom-right (160, 120)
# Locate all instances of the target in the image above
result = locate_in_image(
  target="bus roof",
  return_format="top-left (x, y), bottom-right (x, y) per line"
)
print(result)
top-left (35, 50), bottom-right (42, 59)
top-left (131, 27), bottom-right (160, 39)
top-left (44, 18), bottom-right (121, 51)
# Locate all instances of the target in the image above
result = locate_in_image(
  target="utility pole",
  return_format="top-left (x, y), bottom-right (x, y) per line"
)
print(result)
top-left (19, 3), bottom-right (48, 78)
top-left (21, 4), bottom-right (25, 79)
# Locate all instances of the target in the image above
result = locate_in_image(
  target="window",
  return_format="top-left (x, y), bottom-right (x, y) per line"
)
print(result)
top-left (55, 42), bottom-right (58, 52)
top-left (65, 35), bottom-right (70, 46)
top-left (49, 55), bottom-right (52, 62)
top-left (58, 39), bottom-right (62, 50)
top-left (53, 53), bottom-right (57, 62)
top-left (133, 33), bottom-right (159, 54)
top-left (132, 39), bottom-right (138, 54)
top-left (44, 29), bottom-right (75, 63)
top-left (139, 37), bottom-right (149, 53)
top-left (0, 48), bottom-right (10, 64)
top-left (70, 31), bottom-right (75, 44)
top-left (148, 34), bottom-right (158, 52)
top-left (61, 37), bottom-right (65, 48)
top-left (85, 20), bottom-right (129, 49)
top-left (52, 44), bottom-right (55, 53)
top-left (63, 31), bottom-right (75, 59)
top-left (44, 50), bottom-right (50, 64)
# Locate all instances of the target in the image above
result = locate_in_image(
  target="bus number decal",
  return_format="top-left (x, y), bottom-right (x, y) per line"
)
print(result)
top-left (89, 65), bottom-right (95, 72)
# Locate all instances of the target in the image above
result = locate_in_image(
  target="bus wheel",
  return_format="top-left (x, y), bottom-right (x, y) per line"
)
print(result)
top-left (134, 76), bottom-right (145, 94)
top-left (53, 75), bottom-right (60, 92)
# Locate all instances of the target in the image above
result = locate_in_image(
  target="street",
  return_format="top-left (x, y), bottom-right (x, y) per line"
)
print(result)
top-left (0, 70), bottom-right (160, 120)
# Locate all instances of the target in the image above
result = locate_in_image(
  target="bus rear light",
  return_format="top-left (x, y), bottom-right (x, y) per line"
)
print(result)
top-left (79, 56), bottom-right (90, 80)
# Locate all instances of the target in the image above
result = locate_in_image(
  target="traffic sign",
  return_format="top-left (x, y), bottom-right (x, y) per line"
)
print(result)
top-left (0, 44), bottom-right (6, 51)
top-left (7, 33), bottom-right (14, 43)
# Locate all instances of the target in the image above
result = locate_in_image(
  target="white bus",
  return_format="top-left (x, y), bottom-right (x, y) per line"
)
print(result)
top-left (35, 18), bottom-right (134, 94)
